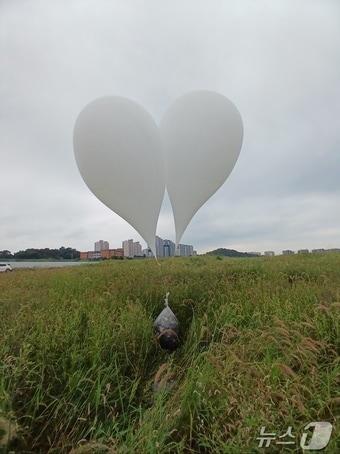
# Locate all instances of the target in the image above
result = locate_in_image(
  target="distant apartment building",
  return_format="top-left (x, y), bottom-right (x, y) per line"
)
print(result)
top-left (94, 240), bottom-right (109, 252)
top-left (123, 236), bottom-right (196, 258)
top-left (155, 236), bottom-right (164, 257)
top-left (156, 237), bottom-right (178, 257)
top-left (176, 243), bottom-right (194, 257)
top-left (149, 236), bottom-right (195, 257)
top-left (311, 248), bottom-right (340, 254)
top-left (101, 248), bottom-right (124, 259)
top-left (264, 251), bottom-right (275, 257)
top-left (250, 252), bottom-right (262, 257)
top-left (88, 251), bottom-right (102, 260)
top-left (282, 250), bottom-right (295, 255)
top-left (100, 250), bottom-right (111, 259)
top-left (122, 239), bottom-right (143, 257)
top-left (80, 251), bottom-right (89, 260)
top-left (115, 248), bottom-right (124, 257)
top-left (298, 249), bottom-right (309, 254)
top-left (80, 248), bottom-right (123, 260)
top-left (164, 239), bottom-right (176, 257)
top-left (122, 239), bottom-right (134, 258)
top-left (133, 241), bottom-right (142, 257)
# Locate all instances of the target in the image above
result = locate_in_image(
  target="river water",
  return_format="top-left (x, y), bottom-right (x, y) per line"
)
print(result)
top-left (2, 261), bottom-right (92, 269)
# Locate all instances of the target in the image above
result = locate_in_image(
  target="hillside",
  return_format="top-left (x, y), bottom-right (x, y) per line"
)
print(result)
top-left (206, 247), bottom-right (259, 257)
top-left (0, 255), bottom-right (339, 452)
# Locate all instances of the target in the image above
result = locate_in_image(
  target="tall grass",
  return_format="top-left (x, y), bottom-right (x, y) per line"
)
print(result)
top-left (0, 255), bottom-right (339, 452)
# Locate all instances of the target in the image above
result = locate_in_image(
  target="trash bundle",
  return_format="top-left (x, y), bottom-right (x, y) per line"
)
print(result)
top-left (154, 293), bottom-right (179, 352)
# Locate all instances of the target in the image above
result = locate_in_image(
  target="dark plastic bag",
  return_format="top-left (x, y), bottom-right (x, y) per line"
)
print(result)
top-left (154, 293), bottom-right (179, 352)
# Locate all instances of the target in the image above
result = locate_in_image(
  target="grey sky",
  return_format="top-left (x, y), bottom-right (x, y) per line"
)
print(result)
top-left (1, 0), bottom-right (339, 254)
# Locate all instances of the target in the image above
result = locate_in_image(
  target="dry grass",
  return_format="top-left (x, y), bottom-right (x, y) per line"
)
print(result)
top-left (0, 254), bottom-right (339, 452)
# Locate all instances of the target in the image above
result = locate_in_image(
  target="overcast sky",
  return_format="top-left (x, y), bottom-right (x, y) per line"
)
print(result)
top-left (1, 0), bottom-right (339, 254)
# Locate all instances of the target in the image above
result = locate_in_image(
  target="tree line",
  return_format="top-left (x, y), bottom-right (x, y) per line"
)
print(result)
top-left (0, 247), bottom-right (80, 260)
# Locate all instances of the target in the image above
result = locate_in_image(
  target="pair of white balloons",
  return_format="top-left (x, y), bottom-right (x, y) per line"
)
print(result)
top-left (73, 90), bottom-right (243, 257)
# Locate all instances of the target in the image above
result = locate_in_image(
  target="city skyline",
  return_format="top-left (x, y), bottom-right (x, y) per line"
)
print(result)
top-left (2, 241), bottom-right (340, 260)
top-left (78, 238), bottom-right (340, 259)
top-left (78, 236), bottom-right (197, 259)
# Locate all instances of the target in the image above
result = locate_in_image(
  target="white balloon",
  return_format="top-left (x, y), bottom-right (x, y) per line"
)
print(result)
top-left (73, 96), bottom-right (164, 257)
top-left (160, 90), bottom-right (243, 244)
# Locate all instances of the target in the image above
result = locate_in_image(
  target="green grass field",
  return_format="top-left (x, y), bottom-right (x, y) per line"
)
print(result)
top-left (0, 255), bottom-right (339, 453)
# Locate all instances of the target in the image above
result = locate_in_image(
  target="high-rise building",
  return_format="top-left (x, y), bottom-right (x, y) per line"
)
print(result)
top-left (298, 249), bottom-right (309, 254)
top-left (121, 236), bottom-right (196, 258)
top-left (163, 239), bottom-right (176, 257)
top-left (122, 239), bottom-right (134, 258)
top-left (133, 241), bottom-right (142, 257)
top-left (155, 236), bottom-right (164, 258)
top-left (122, 240), bottom-right (143, 257)
top-left (94, 240), bottom-right (109, 252)
top-left (176, 243), bottom-right (194, 257)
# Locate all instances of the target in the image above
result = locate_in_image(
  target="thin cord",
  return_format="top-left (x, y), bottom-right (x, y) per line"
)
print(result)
top-left (154, 255), bottom-right (170, 304)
